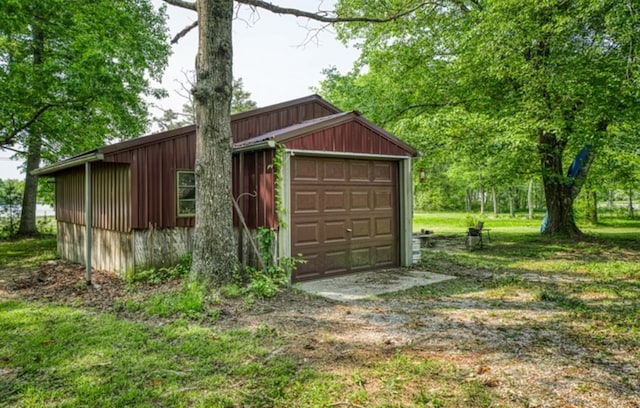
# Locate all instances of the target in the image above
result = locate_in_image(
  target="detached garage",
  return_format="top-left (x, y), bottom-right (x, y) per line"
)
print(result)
top-left (34, 95), bottom-right (416, 282)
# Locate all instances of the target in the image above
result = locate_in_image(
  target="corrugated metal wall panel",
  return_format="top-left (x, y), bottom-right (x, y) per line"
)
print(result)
top-left (54, 163), bottom-right (131, 232)
top-left (55, 167), bottom-right (84, 225)
top-left (231, 150), bottom-right (277, 230)
top-left (111, 132), bottom-right (196, 229)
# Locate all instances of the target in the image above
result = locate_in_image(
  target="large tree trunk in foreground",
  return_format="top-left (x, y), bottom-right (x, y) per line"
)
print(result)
top-left (18, 134), bottom-right (42, 236)
top-left (191, 0), bottom-right (237, 283)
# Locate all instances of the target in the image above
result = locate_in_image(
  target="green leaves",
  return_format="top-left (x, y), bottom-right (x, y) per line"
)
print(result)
top-left (0, 0), bottom-right (171, 158)
top-left (322, 0), bottom-right (640, 218)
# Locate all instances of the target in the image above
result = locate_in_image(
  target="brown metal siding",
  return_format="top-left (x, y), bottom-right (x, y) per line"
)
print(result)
top-left (54, 163), bottom-right (131, 232)
top-left (104, 132), bottom-right (196, 229)
top-left (232, 101), bottom-right (336, 143)
top-left (105, 129), bottom-right (276, 231)
top-left (284, 121), bottom-right (412, 157)
top-left (51, 98), bottom-right (409, 233)
top-left (99, 100), bottom-right (326, 230)
top-left (55, 167), bottom-right (85, 226)
top-left (232, 150), bottom-right (277, 229)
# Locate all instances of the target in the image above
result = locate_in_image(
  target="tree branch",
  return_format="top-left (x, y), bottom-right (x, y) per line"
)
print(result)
top-left (1, 104), bottom-right (56, 147)
top-left (171, 21), bottom-right (198, 44)
top-left (162, 0), bottom-right (196, 11)
top-left (164, 0), bottom-right (437, 44)
top-left (235, 0), bottom-right (436, 23)
top-left (0, 145), bottom-right (27, 155)
top-left (382, 100), bottom-right (475, 125)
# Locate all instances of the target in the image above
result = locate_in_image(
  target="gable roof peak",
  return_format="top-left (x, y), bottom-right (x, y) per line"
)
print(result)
top-left (230, 94), bottom-right (342, 121)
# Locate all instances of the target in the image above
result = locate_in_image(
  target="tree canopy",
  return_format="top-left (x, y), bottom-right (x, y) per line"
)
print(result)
top-left (0, 0), bottom-right (170, 234)
top-left (321, 0), bottom-right (640, 234)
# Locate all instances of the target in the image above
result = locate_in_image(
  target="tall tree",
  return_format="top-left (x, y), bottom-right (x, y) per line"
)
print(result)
top-left (0, 0), bottom-right (170, 235)
top-left (321, 0), bottom-right (640, 235)
top-left (162, 0), bottom-right (432, 283)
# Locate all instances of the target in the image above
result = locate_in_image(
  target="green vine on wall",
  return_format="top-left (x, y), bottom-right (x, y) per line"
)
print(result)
top-left (268, 143), bottom-right (287, 227)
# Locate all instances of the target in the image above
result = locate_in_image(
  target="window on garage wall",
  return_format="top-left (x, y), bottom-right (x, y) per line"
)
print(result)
top-left (177, 171), bottom-right (195, 217)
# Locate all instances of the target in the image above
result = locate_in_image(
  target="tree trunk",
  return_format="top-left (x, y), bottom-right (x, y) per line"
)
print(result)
top-left (538, 130), bottom-right (580, 235)
top-left (191, 0), bottom-right (237, 283)
top-left (509, 193), bottom-right (515, 218)
top-left (17, 134), bottom-right (42, 236)
top-left (18, 18), bottom-right (44, 237)
top-left (628, 187), bottom-right (634, 218)
top-left (590, 191), bottom-right (598, 224)
top-left (465, 187), bottom-right (471, 212)
top-left (491, 185), bottom-right (498, 215)
top-left (527, 179), bottom-right (534, 219)
top-left (479, 184), bottom-right (485, 214)
top-left (608, 190), bottom-right (614, 210)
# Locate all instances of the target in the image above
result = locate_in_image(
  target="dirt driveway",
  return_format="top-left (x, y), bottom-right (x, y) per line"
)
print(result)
top-left (1, 257), bottom-right (638, 408)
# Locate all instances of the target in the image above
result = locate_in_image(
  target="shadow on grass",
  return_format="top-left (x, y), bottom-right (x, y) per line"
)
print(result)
top-left (0, 236), bottom-right (57, 269)
top-left (0, 301), bottom-right (304, 407)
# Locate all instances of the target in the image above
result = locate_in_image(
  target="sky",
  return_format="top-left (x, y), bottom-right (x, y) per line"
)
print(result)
top-left (0, 0), bottom-right (360, 180)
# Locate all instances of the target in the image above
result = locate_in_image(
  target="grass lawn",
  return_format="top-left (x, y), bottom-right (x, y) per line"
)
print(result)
top-left (0, 236), bottom-right (57, 269)
top-left (1, 212), bottom-right (639, 407)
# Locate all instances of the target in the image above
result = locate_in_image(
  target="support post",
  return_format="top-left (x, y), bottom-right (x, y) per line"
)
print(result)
top-left (85, 162), bottom-right (92, 285)
top-left (237, 152), bottom-right (244, 264)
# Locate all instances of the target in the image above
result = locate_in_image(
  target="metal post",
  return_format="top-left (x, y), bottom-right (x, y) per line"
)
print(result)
top-left (85, 162), bottom-right (92, 285)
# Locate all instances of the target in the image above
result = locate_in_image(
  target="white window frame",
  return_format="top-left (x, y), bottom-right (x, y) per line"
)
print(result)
top-left (176, 171), bottom-right (196, 218)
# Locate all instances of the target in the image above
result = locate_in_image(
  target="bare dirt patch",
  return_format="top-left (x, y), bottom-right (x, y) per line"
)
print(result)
top-left (2, 261), bottom-right (128, 310)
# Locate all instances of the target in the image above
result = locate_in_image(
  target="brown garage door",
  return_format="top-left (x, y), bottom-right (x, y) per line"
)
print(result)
top-left (290, 156), bottom-right (398, 282)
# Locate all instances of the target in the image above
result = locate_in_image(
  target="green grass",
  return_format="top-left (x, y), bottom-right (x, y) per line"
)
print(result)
top-left (0, 301), bottom-right (300, 407)
top-left (413, 211), bottom-right (546, 235)
top-left (413, 211), bottom-right (640, 351)
top-left (0, 301), bottom-right (501, 408)
top-left (2, 212), bottom-right (640, 407)
top-left (117, 281), bottom-right (215, 320)
top-left (0, 236), bottom-right (57, 268)
top-left (415, 211), bottom-right (640, 275)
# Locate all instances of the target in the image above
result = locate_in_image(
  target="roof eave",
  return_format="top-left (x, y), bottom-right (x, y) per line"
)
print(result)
top-left (232, 139), bottom-right (277, 153)
top-left (32, 152), bottom-right (104, 176)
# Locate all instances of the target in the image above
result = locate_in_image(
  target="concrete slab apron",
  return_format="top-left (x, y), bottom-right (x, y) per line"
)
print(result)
top-left (297, 269), bottom-right (456, 301)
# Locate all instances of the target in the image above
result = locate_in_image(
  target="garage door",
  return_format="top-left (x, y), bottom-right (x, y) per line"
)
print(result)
top-left (290, 156), bottom-right (398, 282)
